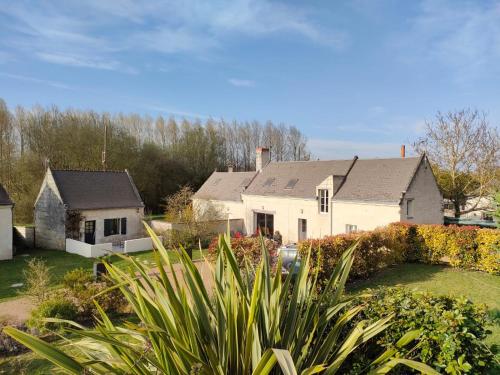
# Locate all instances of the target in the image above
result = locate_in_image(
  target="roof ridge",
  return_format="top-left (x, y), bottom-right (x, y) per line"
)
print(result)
top-left (51, 169), bottom-right (127, 173)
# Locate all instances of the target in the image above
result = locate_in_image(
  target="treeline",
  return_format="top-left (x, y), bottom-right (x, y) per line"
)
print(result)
top-left (0, 99), bottom-right (309, 222)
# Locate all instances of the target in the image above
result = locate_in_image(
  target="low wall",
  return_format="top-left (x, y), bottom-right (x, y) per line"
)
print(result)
top-left (66, 239), bottom-right (113, 258)
top-left (124, 236), bottom-right (163, 254)
top-left (150, 219), bottom-right (244, 235)
top-left (14, 226), bottom-right (35, 248)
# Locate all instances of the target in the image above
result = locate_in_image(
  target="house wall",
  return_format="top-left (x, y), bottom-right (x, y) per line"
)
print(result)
top-left (34, 171), bottom-right (67, 250)
top-left (401, 158), bottom-right (443, 224)
top-left (241, 194), bottom-right (332, 243)
top-left (0, 205), bottom-right (13, 260)
top-left (331, 201), bottom-right (401, 234)
top-left (192, 198), bottom-right (246, 220)
top-left (78, 207), bottom-right (145, 245)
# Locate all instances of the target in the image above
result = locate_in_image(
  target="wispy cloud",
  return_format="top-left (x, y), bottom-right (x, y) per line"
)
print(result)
top-left (144, 104), bottom-right (210, 120)
top-left (394, 0), bottom-right (500, 82)
top-left (0, 72), bottom-right (71, 89)
top-left (0, 0), bottom-right (344, 73)
top-left (228, 78), bottom-right (255, 87)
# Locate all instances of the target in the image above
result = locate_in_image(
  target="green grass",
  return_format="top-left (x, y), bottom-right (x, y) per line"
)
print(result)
top-left (348, 263), bottom-right (500, 350)
top-left (0, 249), bottom-right (94, 301)
top-left (0, 249), bottom-right (208, 302)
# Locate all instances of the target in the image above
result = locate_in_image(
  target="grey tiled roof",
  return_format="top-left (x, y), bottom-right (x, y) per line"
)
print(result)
top-left (0, 184), bottom-right (12, 205)
top-left (193, 171), bottom-right (257, 201)
top-left (51, 169), bottom-right (144, 210)
top-left (333, 156), bottom-right (422, 203)
top-left (243, 160), bottom-right (354, 199)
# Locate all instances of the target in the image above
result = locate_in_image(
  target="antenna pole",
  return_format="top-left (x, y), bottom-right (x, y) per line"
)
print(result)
top-left (102, 121), bottom-right (107, 171)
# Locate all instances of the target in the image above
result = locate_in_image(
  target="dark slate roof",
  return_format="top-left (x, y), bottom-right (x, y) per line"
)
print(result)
top-left (193, 171), bottom-right (257, 201)
top-left (243, 160), bottom-right (354, 199)
top-left (0, 184), bottom-right (12, 205)
top-left (333, 156), bottom-right (422, 203)
top-left (51, 169), bottom-right (144, 210)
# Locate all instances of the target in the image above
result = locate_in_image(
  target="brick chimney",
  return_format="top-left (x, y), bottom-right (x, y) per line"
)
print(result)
top-left (400, 145), bottom-right (406, 158)
top-left (256, 147), bottom-right (270, 171)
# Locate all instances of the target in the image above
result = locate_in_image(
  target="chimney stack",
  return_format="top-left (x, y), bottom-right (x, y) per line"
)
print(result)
top-left (228, 164), bottom-right (234, 173)
top-left (256, 147), bottom-right (270, 171)
top-left (400, 145), bottom-right (406, 158)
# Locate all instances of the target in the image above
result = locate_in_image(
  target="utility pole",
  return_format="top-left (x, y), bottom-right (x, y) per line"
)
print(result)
top-left (102, 121), bottom-right (107, 171)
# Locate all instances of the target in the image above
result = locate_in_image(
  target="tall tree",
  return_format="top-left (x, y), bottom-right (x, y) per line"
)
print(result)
top-left (414, 109), bottom-right (499, 218)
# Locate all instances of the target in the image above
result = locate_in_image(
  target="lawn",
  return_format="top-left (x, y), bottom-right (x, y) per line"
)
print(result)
top-left (348, 263), bottom-right (500, 349)
top-left (0, 248), bottom-right (208, 302)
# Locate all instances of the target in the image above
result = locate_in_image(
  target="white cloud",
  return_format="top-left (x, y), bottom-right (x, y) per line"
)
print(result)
top-left (228, 78), bottom-right (255, 87)
top-left (0, 0), bottom-right (345, 73)
top-left (395, 0), bottom-right (500, 81)
top-left (0, 73), bottom-right (71, 89)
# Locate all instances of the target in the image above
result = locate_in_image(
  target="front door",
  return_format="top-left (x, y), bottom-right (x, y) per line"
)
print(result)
top-left (298, 219), bottom-right (307, 241)
top-left (84, 220), bottom-right (96, 245)
top-left (255, 213), bottom-right (274, 238)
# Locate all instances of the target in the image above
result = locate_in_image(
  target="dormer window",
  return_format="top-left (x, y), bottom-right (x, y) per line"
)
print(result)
top-left (319, 189), bottom-right (329, 213)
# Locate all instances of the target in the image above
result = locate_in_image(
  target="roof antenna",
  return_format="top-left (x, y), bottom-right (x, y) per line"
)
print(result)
top-left (102, 120), bottom-right (107, 171)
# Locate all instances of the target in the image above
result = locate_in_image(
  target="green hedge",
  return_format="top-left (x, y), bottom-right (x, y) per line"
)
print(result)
top-left (340, 287), bottom-right (495, 374)
top-left (298, 223), bottom-right (499, 285)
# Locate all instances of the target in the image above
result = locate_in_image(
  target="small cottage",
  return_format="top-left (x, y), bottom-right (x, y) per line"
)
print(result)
top-left (0, 184), bottom-right (13, 260)
top-left (34, 168), bottom-right (145, 250)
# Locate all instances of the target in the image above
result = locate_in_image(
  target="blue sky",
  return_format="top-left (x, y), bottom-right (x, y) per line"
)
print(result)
top-left (1, 0), bottom-right (499, 159)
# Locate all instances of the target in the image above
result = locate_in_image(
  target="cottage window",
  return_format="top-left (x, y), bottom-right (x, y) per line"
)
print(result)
top-left (121, 218), bottom-right (127, 235)
top-left (406, 199), bottom-right (414, 218)
top-left (345, 224), bottom-right (357, 233)
top-left (319, 189), bottom-right (329, 213)
top-left (104, 218), bottom-right (120, 236)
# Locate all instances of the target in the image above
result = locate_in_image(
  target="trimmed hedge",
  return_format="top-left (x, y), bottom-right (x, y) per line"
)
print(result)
top-left (298, 223), bottom-right (499, 284)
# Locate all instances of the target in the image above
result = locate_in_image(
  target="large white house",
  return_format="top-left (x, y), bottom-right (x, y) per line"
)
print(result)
top-left (34, 168), bottom-right (145, 250)
top-left (193, 147), bottom-right (443, 243)
top-left (0, 184), bottom-right (13, 260)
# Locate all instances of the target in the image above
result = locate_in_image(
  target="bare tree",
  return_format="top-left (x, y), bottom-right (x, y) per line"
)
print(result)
top-left (414, 109), bottom-right (499, 217)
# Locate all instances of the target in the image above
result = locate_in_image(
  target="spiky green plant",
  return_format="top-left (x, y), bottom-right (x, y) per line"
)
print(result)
top-left (4, 224), bottom-right (438, 374)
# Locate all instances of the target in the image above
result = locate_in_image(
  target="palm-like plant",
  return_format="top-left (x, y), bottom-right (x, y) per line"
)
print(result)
top-left (5, 225), bottom-right (438, 374)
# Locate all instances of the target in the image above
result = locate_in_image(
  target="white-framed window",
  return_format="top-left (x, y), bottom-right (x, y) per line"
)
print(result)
top-left (346, 224), bottom-right (357, 233)
top-left (406, 199), bottom-right (414, 218)
top-left (319, 189), bottom-right (329, 213)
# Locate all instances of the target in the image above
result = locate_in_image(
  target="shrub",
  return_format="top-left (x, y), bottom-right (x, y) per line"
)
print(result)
top-left (343, 287), bottom-right (495, 374)
top-left (476, 229), bottom-right (500, 274)
top-left (62, 269), bottom-right (127, 319)
top-left (22, 258), bottom-right (51, 304)
top-left (27, 296), bottom-right (78, 333)
top-left (4, 231), bottom-right (438, 374)
top-left (208, 236), bottom-right (278, 268)
top-left (62, 268), bottom-right (93, 291)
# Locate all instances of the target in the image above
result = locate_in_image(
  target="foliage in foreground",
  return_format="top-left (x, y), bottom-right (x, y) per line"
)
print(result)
top-left (343, 287), bottom-right (496, 375)
top-left (4, 226), bottom-right (438, 374)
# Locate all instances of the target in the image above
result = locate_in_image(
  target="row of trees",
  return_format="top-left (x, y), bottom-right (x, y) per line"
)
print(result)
top-left (0, 99), bottom-right (309, 222)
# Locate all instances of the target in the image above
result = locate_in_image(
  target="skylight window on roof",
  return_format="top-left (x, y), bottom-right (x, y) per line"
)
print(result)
top-left (263, 177), bottom-right (275, 187)
top-left (284, 178), bottom-right (299, 190)
top-left (213, 178), bottom-right (222, 186)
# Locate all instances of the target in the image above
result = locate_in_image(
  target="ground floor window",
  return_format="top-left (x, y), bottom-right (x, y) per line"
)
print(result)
top-left (121, 217), bottom-right (127, 235)
top-left (345, 224), bottom-right (357, 234)
top-left (255, 212), bottom-right (274, 238)
top-left (104, 218), bottom-right (121, 236)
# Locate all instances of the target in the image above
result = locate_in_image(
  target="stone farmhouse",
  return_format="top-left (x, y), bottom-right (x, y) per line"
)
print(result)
top-left (0, 184), bottom-right (13, 260)
top-left (193, 147), bottom-right (443, 243)
top-left (34, 168), bottom-right (145, 250)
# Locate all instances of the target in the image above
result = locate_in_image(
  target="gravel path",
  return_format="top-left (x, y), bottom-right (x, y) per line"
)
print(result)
top-left (0, 297), bottom-right (35, 323)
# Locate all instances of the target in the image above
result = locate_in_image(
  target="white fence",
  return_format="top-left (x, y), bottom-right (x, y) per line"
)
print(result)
top-left (124, 236), bottom-right (163, 254)
top-left (66, 239), bottom-right (113, 258)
